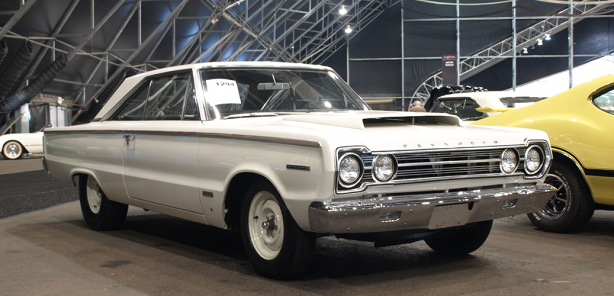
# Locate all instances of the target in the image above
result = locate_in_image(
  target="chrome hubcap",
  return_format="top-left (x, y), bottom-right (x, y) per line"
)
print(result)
top-left (248, 191), bottom-right (284, 260)
top-left (6, 144), bottom-right (19, 157)
top-left (86, 177), bottom-right (103, 214)
top-left (539, 173), bottom-right (570, 220)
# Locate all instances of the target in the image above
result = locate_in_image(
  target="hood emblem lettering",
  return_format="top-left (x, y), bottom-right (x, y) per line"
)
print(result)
top-left (431, 144), bottom-right (435, 147)
top-left (458, 142), bottom-right (462, 145)
top-left (470, 142), bottom-right (474, 145)
top-left (494, 141), bottom-right (499, 144)
top-left (417, 144), bottom-right (422, 147)
top-left (403, 144), bottom-right (407, 148)
top-left (444, 143), bottom-right (449, 146)
top-left (483, 141), bottom-right (487, 144)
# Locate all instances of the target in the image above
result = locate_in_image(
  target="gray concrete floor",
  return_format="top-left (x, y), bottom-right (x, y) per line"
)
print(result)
top-left (1, 159), bottom-right (614, 295)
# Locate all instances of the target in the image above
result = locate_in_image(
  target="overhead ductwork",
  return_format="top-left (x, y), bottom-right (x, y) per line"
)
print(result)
top-left (0, 40), bottom-right (33, 98)
top-left (0, 54), bottom-right (68, 115)
top-left (0, 39), bottom-right (8, 67)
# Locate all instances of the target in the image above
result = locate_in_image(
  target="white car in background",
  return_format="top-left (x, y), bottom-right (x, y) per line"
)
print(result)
top-left (0, 132), bottom-right (43, 160)
top-left (430, 91), bottom-right (546, 122)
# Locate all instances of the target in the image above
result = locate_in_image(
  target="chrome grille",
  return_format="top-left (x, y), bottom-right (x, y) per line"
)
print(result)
top-left (393, 149), bottom-right (504, 180)
top-left (336, 143), bottom-right (549, 194)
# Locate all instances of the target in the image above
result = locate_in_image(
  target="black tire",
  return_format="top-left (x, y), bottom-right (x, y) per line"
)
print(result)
top-left (240, 180), bottom-right (315, 280)
top-left (2, 141), bottom-right (23, 160)
top-left (527, 161), bottom-right (594, 233)
top-left (424, 220), bottom-right (493, 255)
top-left (79, 175), bottom-right (128, 230)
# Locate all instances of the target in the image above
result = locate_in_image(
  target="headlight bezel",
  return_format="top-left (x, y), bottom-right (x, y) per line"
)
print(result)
top-left (500, 148), bottom-right (519, 174)
top-left (524, 145), bottom-right (545, 175)
top-left (372, 154), bottom-right (398, 182)
top-left (337, 152), bottom-right (364, 188)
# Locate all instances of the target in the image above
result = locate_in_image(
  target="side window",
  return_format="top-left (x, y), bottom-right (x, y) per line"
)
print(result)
top-left (143, 74), bottom-right (192, 120)
top-left (111, 73), bottom-right (201, 121)
top-left (593, 89), bottom-right (614, 115)
top-left (183, 78), bottom-right (201, 120)
top-left (112, 83), bottom-right (150, 121)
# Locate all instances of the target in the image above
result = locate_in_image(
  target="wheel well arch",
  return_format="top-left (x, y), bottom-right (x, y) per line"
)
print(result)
top-left (551, 149), bottom-right (594, 201)
top-left (223, 172), bottom-right (272, 231)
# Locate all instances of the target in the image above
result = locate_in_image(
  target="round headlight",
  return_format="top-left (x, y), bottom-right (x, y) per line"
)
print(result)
top-left (373, 154), bottom-right (396, 182)
top-left (525, 146), bottom-right (543, 174)
top-left (500, 148), bottom-right (519, 174)
top-left (338, 153), bottom-right (363, 186)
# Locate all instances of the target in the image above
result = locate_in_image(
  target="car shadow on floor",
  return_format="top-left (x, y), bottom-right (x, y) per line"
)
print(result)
top-left (6, 211), bottom-right (501, 293)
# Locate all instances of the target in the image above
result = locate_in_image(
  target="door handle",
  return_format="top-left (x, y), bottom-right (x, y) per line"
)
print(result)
top-left (124, 135), bottom-right (135, 144)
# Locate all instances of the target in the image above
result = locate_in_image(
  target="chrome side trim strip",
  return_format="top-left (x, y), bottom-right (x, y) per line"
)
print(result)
top-left (44, 129), bottom-right (321, 148)
top-left (198, 132), bottom-right (322, 148)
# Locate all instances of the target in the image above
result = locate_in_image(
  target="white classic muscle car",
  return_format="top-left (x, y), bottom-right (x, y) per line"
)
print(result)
top-left (44, 62), bottom-right (556, 279)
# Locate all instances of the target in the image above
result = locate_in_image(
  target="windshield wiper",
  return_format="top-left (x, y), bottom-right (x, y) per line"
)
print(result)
top-left (224, 112), bottom-right (279, 119)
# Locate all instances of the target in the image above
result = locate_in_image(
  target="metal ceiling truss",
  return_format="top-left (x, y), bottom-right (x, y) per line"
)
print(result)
top-left (0, 0), bottom-right (392, 122)
top-left (412, 0), bottom-right (614, 100)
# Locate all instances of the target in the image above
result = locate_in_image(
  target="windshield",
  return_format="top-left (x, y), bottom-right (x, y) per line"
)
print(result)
top-left (431, 98), bottom-right (487, 121)
top-left (199, 68), bottom-right (369, 118)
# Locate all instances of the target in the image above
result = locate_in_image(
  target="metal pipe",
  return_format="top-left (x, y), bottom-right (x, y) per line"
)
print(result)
top-left (0, 0), bottom-right (38, 40)
top-left (401, 4), bottom-right (405, 110)
top-left (512, 0), bottom-right (517, 90)
top-left (80, 0), bottom-right (189, 121)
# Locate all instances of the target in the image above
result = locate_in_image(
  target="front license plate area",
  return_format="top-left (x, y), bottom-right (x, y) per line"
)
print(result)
top-left (428, 203), bottom-right (473, 229)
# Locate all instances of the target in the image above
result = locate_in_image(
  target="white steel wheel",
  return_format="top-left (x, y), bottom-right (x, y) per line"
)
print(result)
top-left (86, 176), bottom-right (103, 214)
top-left (240, 180), bottom-right (315, 280)
top-left (3, 141), bottom-right (23, 160)
top-left (248, 191), bottom-right (284, 260)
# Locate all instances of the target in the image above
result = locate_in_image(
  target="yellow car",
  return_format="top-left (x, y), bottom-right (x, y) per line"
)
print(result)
top-left (473, 75), bottom-right (614, 233)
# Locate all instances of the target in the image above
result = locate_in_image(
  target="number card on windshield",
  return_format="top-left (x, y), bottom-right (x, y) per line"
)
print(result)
top-left (205, 79), bottom-right (241, 105)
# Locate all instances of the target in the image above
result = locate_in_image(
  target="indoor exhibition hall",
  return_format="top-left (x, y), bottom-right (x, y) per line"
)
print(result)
top-left (1, 0), bottom-right (614, 294)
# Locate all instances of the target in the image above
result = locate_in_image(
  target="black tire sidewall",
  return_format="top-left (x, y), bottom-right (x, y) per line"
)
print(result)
top-left (240, 180), bottom-right (313, 279)
top-left (528, 162), bottom-right (594, 232)
top-left (79, 175), bottom-right (128, 230)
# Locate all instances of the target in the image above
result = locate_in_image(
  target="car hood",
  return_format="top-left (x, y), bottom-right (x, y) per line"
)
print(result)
top-left (208, 111), bottom-right (548, 151)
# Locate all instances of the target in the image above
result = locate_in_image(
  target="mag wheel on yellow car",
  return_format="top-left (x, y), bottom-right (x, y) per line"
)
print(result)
top-left (528, 162), bottom-right (595, 233)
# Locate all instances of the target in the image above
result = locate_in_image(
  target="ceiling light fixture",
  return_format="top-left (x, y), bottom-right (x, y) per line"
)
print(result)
top-left (537, 39), bottom-right (543, 46)
top-left (545, 33), bottom-right (551, 41)
top-left (339, 5), bottom-right (347, 15)
top-left (345, 25), bottom-right (352, 33)
top-left (522, 48), bottom-right (528, 54)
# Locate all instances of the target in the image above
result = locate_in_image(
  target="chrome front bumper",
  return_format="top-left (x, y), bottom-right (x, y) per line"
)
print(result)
top-left (308, 184), bottom-right (556, 234)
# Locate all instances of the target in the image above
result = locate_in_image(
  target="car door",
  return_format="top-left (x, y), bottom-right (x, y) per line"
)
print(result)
top-left (115, 71), bottom-right (204, 214)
